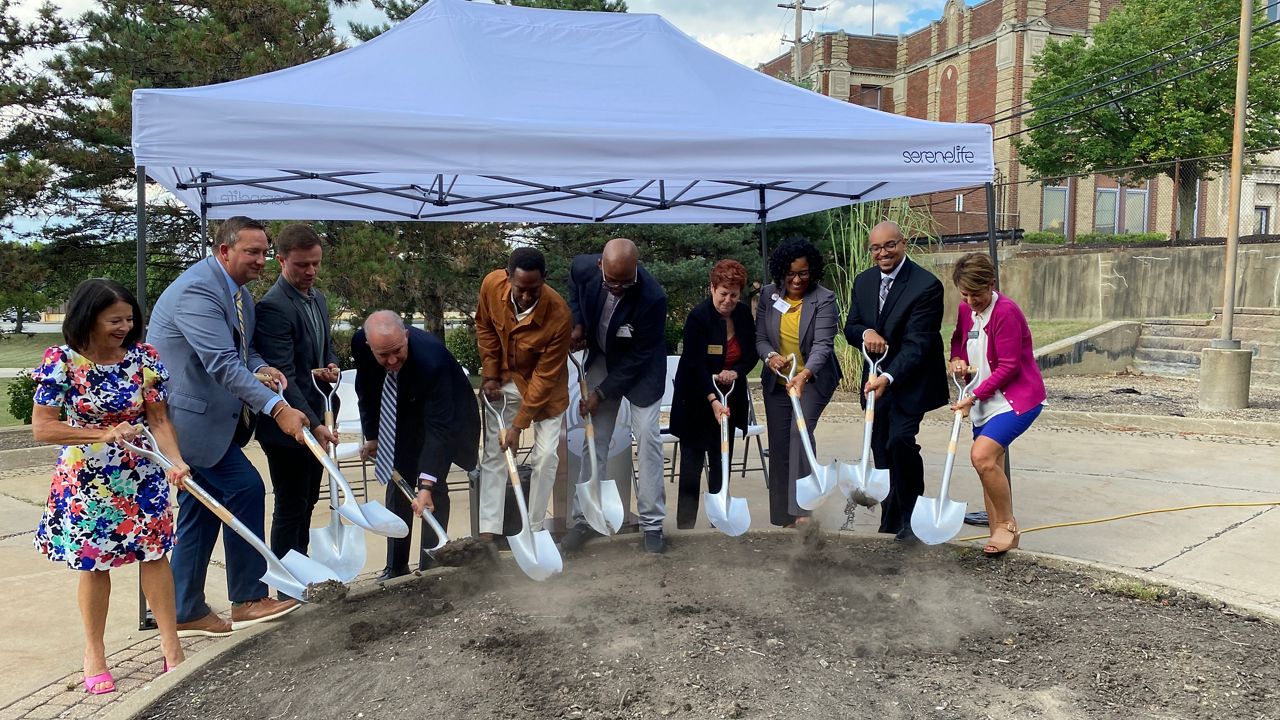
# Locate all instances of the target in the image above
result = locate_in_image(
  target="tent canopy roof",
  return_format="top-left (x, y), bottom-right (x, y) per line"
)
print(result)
top-left (131, 0), bottom-right (993, 223)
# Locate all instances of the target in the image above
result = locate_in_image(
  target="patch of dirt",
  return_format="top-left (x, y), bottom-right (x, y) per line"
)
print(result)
top-left (433, 536), bottom-right (500, 567)
top-left (1040, 371), bottom-right (1280, 424)
top-left (136, 533), bottom-right (1280, 720)
top-left (304, 579), bottom-right (349, 604)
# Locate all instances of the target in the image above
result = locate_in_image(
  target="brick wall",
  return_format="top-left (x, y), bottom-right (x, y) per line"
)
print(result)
top-left (759, 56), bottom-right (790, 79)
top-left (906, 30), bottom-right (932, 65)
top-left (906, 70), bottom-right (930, 118)
top-left (1046, 0), bottom-right (1090, 28)
top-left (939, 65), bottom-right (959, 122)
top-left (915, 186), bottom-right (991, 236)
top-left (845, 36), bottom-right (898, 71)
top-left (967, 44), bottom-right (996, 122)
top-left (971, 0), bottom-right (1003, 37)
top-left (1099, 0), bottom-right (1124, 20)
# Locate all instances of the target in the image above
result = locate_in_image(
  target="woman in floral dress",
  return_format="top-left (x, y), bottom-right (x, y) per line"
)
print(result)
top-left (31, 279), bottom-right (189, 694)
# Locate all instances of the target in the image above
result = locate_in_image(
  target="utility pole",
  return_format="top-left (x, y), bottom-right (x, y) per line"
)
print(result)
top-left (1199, 0), bottom-right (1254, 410)
top-left (778, 0), bottom-right (823, 83)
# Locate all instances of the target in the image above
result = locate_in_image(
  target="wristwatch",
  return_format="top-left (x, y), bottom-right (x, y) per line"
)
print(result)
top-left (417, 472), bottom-right (436, 492)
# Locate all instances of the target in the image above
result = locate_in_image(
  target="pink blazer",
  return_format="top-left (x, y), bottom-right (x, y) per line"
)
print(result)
top-left (948, 295), bottom-right (1046, 414)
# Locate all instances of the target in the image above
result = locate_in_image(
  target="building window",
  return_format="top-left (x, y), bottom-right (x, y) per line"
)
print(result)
top-left (1256, 206), bottom-right (1271, 234)
top-left (1042, 186), bottom-right (1068, 234)
top-left (1122, 187), bottom-right (1148, 233)
top-left (1094, 189), bottom-right (1118, 234)
top-left (1270, 1), bottom-right (1280, 22)
top-left (955, 193), bottom-right (965, 212)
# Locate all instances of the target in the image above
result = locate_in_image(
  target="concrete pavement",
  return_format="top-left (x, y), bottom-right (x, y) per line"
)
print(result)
top-left (0, 414), bottom-right (1278, 718)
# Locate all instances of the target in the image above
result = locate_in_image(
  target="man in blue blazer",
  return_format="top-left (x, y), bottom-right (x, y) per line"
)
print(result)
top-left (148, 216), bottom-right (314, 636)
top-left (564, 238), bottom-right (669, 553)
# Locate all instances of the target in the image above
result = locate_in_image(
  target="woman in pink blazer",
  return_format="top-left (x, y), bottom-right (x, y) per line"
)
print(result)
top-left (948, 253), bottom-right (1045, 556)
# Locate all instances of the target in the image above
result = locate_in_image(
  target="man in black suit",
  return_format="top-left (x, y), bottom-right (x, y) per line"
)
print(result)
top-left (843, 221), bottom-right (949, 541)
top-left (564, 238), bottom-right (669, 554)
top-left (254, 224), bottom-right (340, 561)
top-left (353, 311), bottom-right (480, 578)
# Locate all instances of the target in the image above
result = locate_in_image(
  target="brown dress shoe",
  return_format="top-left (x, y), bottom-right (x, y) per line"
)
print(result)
top-left (175, 611), bottom-right (233, 638)
top-left (230, 597), bottom-right (300, 630)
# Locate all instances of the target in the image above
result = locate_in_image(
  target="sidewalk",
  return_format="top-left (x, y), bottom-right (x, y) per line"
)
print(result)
top-left (0, 417), bottom-right (1278, 719)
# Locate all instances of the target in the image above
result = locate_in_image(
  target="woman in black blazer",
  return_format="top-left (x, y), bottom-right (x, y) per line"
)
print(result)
top-left (669, 260), bottom-right (759, 529)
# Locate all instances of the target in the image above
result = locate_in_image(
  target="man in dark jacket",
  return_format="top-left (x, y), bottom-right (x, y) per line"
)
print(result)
top-left (843, 221), bottom-right (949, 541)
top-left (353, 311), bottom-right (480, 578)
top-left (564, 238), bottom-right (669, 553)
top-left (254, 224), bottom-right (340, 561)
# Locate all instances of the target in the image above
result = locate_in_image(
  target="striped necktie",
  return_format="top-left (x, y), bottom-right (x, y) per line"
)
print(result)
top-left (374, 371), bottom-right (398, 486)
top-left (878, 276), bottom-right (893, 312)
top-left (235, 289), bottom-right (251, 428)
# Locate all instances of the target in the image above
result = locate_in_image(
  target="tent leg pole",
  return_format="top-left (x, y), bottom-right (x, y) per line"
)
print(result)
top-left (983, 180), bottom-right (1012, 491)
top-left (758, 187), bottom-right (769, 285)
top-left (200, 172), bottom-right (210, 256)
top-left (135, 166), bottom-right (157, 633)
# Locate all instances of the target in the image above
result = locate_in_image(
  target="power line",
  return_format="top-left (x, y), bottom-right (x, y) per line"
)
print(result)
top-left (996, 33), bottom-right (1280, 141)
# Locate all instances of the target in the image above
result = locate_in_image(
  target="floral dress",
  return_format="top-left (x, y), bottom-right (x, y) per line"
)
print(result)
top-left (32, 343), bottom-right (174, 571)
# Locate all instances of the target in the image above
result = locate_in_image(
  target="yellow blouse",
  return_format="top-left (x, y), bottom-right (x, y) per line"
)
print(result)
top-left (777, 296), bottom-right (806, 383)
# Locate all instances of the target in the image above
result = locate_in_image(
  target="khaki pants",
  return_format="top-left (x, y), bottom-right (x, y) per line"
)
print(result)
top-left (478, 381), bottom-right (563, 533)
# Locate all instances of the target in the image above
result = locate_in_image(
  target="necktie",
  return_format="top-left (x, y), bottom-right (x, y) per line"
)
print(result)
top-left (878, 276), bottom-right (893, 312)
top-left (597, 292), bottom-right (620, 351)
top-left (235, 289), bottom-right (252, 428)
top-left (374, 371), bottom-right (398, 486)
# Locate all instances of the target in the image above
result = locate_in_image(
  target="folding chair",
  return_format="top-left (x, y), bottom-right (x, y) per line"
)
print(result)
top-left (731, 385), bottom-right (769, 488)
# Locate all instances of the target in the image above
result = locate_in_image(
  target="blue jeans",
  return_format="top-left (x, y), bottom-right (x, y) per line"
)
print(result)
top-left (171, 445), bottom-right (268, 623)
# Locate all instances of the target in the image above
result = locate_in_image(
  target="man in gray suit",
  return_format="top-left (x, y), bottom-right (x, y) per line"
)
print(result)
top-left (254, 224), bottom-right (341, 560)
top-left (148, 216), bottom-right (313, 636)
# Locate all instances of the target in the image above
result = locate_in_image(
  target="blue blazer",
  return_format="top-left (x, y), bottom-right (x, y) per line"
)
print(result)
top-left (147, 256), bottom-right (280, 468)
top-left (565, 253), bottom-right (668, 408)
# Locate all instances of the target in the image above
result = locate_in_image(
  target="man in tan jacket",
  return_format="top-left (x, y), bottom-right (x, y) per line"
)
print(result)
top-left (475, 247), bottom-right (573, 537)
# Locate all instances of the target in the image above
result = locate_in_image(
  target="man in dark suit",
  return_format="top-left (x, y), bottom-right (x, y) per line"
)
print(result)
top-left (254, 224), bottom-right (340, 561)
top-left (353, 311), bottom-right (480, 579)
top-left (564, 238), bottom-right (669, 554)
top-left (843, 221), bottom-right (949, 541)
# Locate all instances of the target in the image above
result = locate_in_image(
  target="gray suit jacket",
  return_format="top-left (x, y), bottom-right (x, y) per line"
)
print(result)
top-left (754, 282), bottom-right (843, 402)
top-left (253, 276), bottom-right (340, 448)
top-left (147, 256), bottom-right (278, 468)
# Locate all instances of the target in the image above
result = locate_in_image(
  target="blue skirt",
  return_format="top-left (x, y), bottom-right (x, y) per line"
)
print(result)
top-left (973, 404), bottom-right (1043, 447)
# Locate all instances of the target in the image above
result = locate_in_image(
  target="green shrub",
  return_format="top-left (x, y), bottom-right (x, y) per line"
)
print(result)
top-left (6, 370), bottom-right (36, 425)
top-left (444, 326), bottom-right (481, 374)
top-left (1075, 232), bottom-right (1167, 246)
top-left (331, 328), bottom-right (355, 370)
top-left (664, 318), bottom-right (683, 355)
top-left (1022, 231), bottom-right (1066, 245)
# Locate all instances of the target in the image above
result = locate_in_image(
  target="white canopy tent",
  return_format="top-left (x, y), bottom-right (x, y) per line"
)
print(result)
top-left (131, 0), bottom-right (993, 227)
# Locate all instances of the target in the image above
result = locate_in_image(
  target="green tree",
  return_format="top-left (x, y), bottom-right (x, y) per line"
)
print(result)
top-left (1016, 0), bottom-right (1280, 239)
top-left (0, 241), bottom-right (49, 332)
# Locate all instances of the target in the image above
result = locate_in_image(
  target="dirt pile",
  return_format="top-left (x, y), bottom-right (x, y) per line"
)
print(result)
top-left (139, 533), bottom-right (1280, 720)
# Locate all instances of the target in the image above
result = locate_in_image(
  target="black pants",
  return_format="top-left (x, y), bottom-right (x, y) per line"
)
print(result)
top-left (869, 393), bottom-right (926, 535)
top-left (262, 443), bottom-right (323, 558)
top-left (385, 475), bottom-right (450, 570)
top-left (676, 436), bottom-right (735, 529)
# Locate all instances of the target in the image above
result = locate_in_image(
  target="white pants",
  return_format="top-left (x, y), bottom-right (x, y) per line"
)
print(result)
top-left (479, 381), bottom-right (563, 533)
top-left (572, 358), bottom-right (666, 531)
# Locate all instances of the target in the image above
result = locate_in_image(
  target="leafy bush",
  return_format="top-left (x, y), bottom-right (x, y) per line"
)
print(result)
top-left (1074, 232), bottom-right (1167, 246)
top-left (1022, 231), bottom-right (1066, 245)
top-left (664, 318), bottom-right (683, 355)
top-left (444, 326), bottom-right (481, 375)
top-left (6, 370), bottom-right (36, 425)
top-left (331, 328), bottom-right (355, 371)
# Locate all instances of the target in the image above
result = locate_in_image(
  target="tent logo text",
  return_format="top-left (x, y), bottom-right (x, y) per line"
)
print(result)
top-left (901, 146), bottom-right (977, 165)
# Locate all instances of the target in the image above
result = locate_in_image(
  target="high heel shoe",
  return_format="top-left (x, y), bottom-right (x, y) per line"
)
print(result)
top-left (984, 521), bottom-right (1020, 556)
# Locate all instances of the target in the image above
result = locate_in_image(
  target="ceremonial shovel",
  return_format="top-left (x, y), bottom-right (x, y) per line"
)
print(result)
top-left (482, 393), bottom-right (562, 581)
top-left (568, 353), bottom-right (624, 536)
top-left (911, 374), bottom-right (980, 545)
top-left (774, 355), bottom-right (840, 510)
top-left (837, 345), bottom-right (892, 507)
top-left (703, 377), bottom-right (751, 536)
top-left (306, 370), bottom-right (366, 581)
top-left (389, 470), bottom-right (449, 553)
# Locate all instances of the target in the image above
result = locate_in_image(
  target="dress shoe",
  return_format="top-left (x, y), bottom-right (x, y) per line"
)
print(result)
top-left (560, 523), bottom-right (602, 553)
top-left (643, 529), bottom-right (666, 554)
top-left (894, 525), bottom-right (920, 545)
top-left (175, 611), bottom-right (233, 638)
top-left (377, 566), bottom-right (411, 582)
top-left (230, 597), bottom-right (300, 630)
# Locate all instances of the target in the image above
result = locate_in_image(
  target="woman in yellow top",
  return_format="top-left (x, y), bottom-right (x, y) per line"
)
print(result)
top-left (755, 239), bottom-right (843, 527)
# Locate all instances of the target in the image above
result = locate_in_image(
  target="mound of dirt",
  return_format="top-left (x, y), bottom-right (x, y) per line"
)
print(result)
top-left (138, 532), bottom-right (1280, 720)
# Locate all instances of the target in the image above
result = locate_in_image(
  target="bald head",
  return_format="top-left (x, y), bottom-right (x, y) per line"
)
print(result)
top-left (600, 238), bottom-right (640, 297)
top-left (364, 310), bottom-right (409, 372)
top-left (868, 221), bottom-right (907, 273)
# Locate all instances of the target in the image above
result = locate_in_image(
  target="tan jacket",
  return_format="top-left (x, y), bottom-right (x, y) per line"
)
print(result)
top-left (474, 269), bottom-right (572, 429)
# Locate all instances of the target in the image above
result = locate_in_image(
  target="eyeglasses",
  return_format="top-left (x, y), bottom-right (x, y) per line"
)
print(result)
top-left (868, 239), bottom-right (902, 255)
top-left (601, 276), bottom-right (637, 292)
top-left (783, 269), bottom-right (811, 280)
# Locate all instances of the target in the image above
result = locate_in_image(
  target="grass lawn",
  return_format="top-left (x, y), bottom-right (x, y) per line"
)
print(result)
top-left (0, 333), bottom-right (60, 369)
top-left (1028, 320), bottom-right (1104, 349)
top-left (0, 379), bottom-right (20, 427)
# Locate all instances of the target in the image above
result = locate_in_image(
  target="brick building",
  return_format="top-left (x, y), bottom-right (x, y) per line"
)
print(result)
top-left (759, 0), bottom-right (1280, 241)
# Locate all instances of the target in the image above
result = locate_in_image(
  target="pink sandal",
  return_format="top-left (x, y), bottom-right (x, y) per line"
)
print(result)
top-left (83, 671), bottom-right (115, 695)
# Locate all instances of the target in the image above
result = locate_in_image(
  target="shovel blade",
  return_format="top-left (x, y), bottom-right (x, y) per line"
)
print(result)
top-left (337, 499), bottom-right (410, 538)
top-left (308, 523), bottom-right (366, 582)
top-left (865, 468), bottom-right (891, 504)
top-left (795, 469), bottom-right (837, 510)
top-left (910, 496), bottom-right (967, 545)
top-left (598, 479), bottom-right (625, 533)
top-left (270, 550), bottom-right (342, 601)
top-left (577, 482), bottom-right (613, 537)
top-left (705, 491), bottom-right (751, 537)
top-left (508, 528), bottom-right (562, 582)
top-left (420, 509), bottom-right (449, 553)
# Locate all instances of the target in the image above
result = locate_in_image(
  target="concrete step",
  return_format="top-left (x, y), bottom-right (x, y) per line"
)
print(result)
top-left (1135, 347), bottom-right (1202, 367)
top-left (1211, 306), bottom-right (1280, 316)
top-left (1133, 360), bottom-right (1198, 377)
top-left (1137, 335), bottom-right (1214, 352)
top-left (1252, 369), bottom-right (1280, 389)
top-left (1141, 323), bottom-right (1280, 345)
top-left (1209, 311), bottom-right (1280, 329)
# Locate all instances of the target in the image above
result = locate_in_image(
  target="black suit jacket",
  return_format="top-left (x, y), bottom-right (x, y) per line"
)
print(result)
top-left (668, 299), bottom-right (759, 446)
top-left (566, 253), bottom-right (668, 408)
top-left (254, 277), bottom-right (341, 448)
top-left (842, 258), bottom-right (949, 415)
top-left (352, 327), bottom-right (480, 482)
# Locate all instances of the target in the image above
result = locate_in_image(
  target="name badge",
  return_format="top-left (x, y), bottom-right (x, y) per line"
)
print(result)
top-left (967, 330), bottom-right (979, 340)
top-left (707, 344), bottom-right (724, 355)
top-left (616, 324), bottom-right (633, 338)
top-left (771, 294), bottom-right (791, 314)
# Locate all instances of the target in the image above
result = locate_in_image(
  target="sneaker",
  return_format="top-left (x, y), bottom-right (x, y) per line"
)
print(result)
top-left (176, 611), bottom-right (233, 638)
top-left (643, 529), bottom-right (666, 554)
top-left (560, 523), bottom-right (601, 553)
top-left (230, 597), bottom-right (300, 630)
